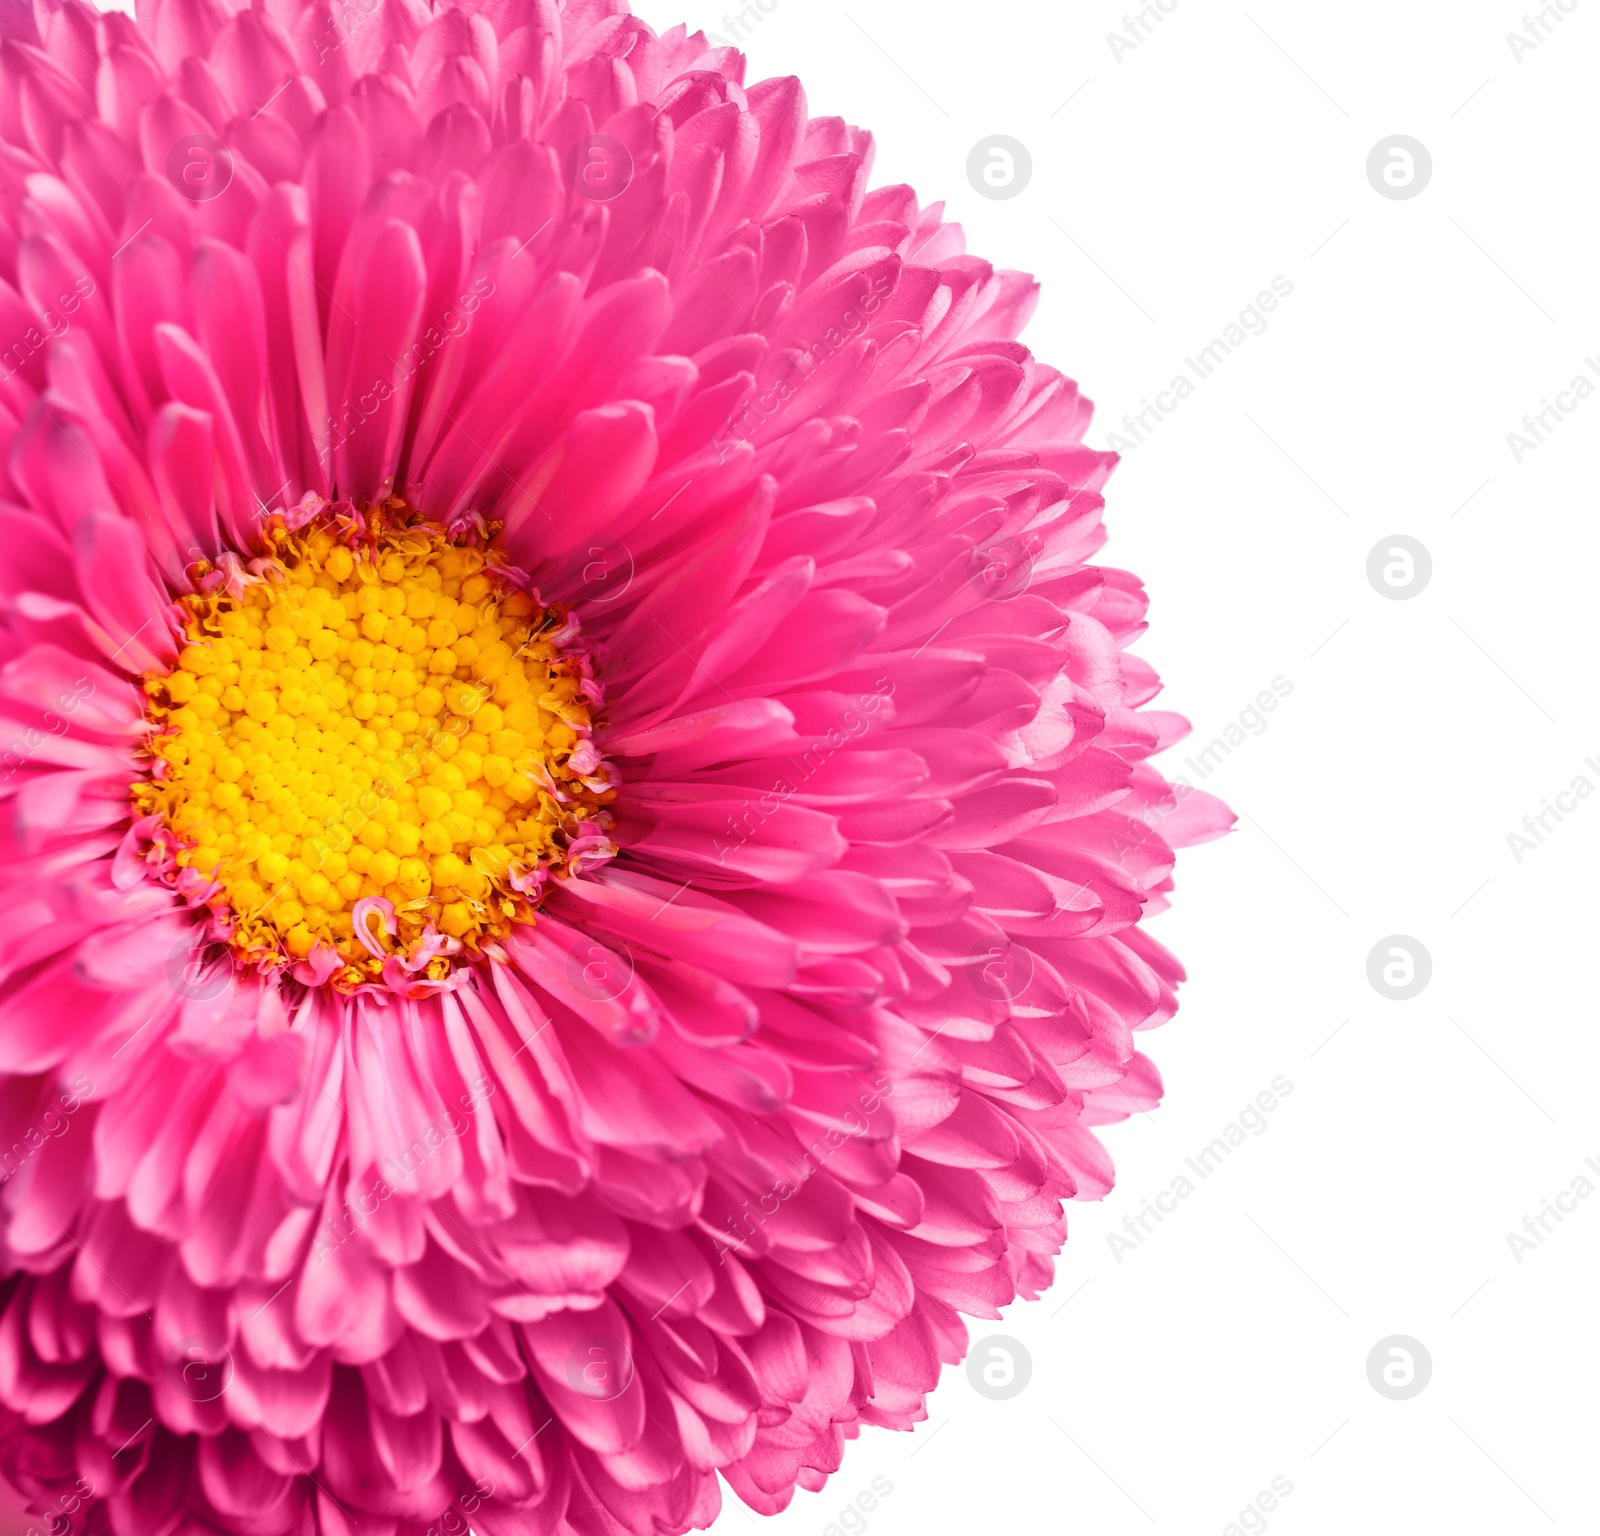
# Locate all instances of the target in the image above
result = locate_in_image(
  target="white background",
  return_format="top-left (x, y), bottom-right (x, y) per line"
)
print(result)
top-left (80, 0), bottom-right (1600, 1531)
top-left (618, 0), bottom-right (1600, 1531)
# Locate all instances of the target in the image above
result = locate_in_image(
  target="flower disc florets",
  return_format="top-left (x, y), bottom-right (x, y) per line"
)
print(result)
top-left (133, 501), bottom-right (617, 992)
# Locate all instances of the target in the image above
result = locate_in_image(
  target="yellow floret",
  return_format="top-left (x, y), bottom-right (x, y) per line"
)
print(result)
top-left (257, 850), bottom-right (290, 885)
top-left (368, 849), bottom-right (401, 887)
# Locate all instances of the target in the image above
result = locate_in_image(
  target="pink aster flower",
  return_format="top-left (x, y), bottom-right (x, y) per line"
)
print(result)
top-left (0, 1), bottom-right (1233, 1532)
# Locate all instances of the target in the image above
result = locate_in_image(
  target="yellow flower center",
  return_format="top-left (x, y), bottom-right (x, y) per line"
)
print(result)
top-left (134, 503), bottom-right (616, 990)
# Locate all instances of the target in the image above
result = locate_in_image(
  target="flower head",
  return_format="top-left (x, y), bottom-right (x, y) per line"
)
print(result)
top-left (0, 1), bottom-right (1231, 1532)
